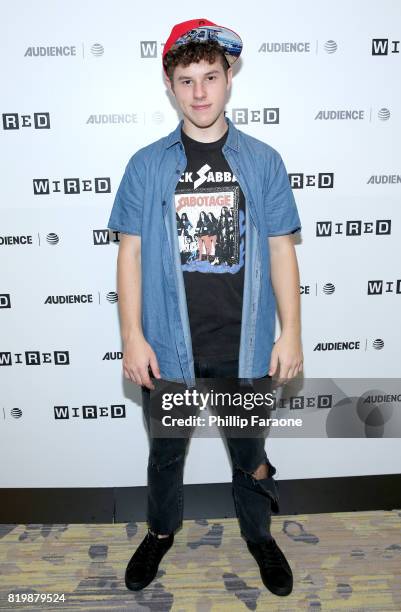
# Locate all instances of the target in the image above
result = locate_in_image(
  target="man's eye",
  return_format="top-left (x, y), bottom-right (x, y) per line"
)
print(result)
top-left (183, 80), bottom-right (191, 85)
top-left (207, 76), bottom-right (216, 81)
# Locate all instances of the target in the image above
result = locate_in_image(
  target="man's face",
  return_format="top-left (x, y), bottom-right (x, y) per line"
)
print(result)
top-left (166, 58), bottom-right (232, 129)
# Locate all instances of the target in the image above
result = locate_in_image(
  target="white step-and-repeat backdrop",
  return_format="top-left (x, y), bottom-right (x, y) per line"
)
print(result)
top-left (1, 0), bottom-right (400, 487)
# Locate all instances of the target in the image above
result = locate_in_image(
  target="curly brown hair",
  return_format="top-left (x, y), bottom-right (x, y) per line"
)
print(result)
top-left (163, 40), bottom-right (230, 82)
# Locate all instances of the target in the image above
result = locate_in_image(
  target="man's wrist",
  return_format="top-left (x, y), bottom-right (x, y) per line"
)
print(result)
top-left (280, 324), bottom-right (301, 337)
top-left (123, 328), bottom-right (144, 344)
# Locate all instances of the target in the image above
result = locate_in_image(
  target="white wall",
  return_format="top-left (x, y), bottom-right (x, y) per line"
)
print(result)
top-left (1, 0), bottom-right (400, 487)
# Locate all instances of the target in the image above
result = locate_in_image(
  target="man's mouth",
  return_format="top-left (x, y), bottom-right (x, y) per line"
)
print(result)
top-left (192, 104), bottom-right (211, 111)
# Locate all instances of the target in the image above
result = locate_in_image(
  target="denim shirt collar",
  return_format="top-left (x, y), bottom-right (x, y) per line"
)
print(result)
top-left (165, 115), bottom-right (239, 152)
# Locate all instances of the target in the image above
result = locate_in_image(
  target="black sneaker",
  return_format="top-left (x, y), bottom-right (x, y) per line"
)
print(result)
top-left (246, 536), bottom-right (293, 596)
top-left (125, 529), bottom-right (174, 591)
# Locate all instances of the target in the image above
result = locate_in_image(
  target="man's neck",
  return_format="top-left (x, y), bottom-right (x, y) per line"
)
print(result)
top-left (182, 113), bottom-right (228, 143)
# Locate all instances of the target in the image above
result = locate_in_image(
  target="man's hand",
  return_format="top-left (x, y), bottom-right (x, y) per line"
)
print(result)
top-left (123, 334), bottom-right (161, 390)
top-left (268, 331), bottom-right (303, 385)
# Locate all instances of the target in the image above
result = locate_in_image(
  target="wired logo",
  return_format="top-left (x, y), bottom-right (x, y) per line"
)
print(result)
top-left (372, 38), bottom-right (400, 55)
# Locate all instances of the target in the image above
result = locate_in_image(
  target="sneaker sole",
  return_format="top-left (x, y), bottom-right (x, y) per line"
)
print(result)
top-left (125, 573), bottom-right (157, 591)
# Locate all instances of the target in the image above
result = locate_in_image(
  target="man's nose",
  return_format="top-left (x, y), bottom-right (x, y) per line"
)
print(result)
top-left (193, 81), bottom-right (206, 99)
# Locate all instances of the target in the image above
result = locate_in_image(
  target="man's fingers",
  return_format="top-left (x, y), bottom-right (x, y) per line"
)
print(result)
top-left (124, 362), bottom-right (156, 389)
top-left (268, 353), bottom-right (278, 376)
top-left (138, 366), bottom-right (154, 390)
top-left (130, 367), bottom-right (143, 387)
top-left (274, 362), bottom-right (286, 385)
top-left (123, 364), bottom-right (143, 387)
top-left (149, 354), bottom-right (161, 379)
top-left (123, 366), bottom-right (135, 383)
top-left (287, 366), bottom-right (297, 380)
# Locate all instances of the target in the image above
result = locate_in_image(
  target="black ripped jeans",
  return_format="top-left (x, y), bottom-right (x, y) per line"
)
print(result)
top-left (141, 358), bottom-right (280, 544)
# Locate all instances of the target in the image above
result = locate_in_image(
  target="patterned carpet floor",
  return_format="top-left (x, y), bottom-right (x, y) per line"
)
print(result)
top-left (0, 510), bottom-right (400, 611)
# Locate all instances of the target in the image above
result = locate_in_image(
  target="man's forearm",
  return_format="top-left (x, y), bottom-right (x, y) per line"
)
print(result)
top-left (268, 235), bottom-right (301, 335)
top-left (117, 235), bottom-right (143, 343)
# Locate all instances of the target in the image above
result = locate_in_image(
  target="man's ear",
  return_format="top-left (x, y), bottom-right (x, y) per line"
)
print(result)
top-left (226, 66), bottom-right (233, 91)
top-left (165, 75), bottom-right (175, 95)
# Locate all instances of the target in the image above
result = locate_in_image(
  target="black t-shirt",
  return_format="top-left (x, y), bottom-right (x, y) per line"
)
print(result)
top-left (174, 127), bottom-right (246, 361)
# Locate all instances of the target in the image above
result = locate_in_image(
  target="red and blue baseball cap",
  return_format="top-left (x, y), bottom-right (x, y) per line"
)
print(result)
top-left (163, 18), bottom-right (242, 74)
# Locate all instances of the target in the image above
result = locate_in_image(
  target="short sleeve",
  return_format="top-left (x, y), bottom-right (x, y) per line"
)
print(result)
top-left (107, 156), bottom-right (144, 236)
top-left (264, 153), bottom-right (301, 237)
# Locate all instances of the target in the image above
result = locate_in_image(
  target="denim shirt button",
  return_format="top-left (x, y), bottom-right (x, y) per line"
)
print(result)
top-left (176, 169), bottom-right (181, 174)
top-left (162, 200), bottom-right (166, 206)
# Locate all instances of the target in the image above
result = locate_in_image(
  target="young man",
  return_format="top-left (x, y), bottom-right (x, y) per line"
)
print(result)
top-left (107, 18), bottom-right (303, 597)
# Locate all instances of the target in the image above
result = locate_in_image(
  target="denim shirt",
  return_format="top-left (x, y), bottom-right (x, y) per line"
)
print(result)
top-left (107, 116), bottom-right (301, 388)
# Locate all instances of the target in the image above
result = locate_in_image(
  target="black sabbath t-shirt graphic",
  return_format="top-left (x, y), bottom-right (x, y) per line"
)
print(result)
top-left (174, 127), bottom-right (246, 361)
top-left (175, 165), bottom-right (245, 274)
